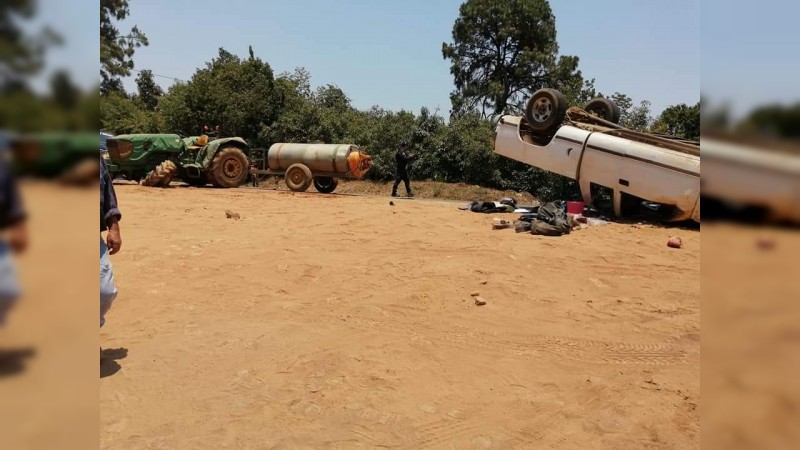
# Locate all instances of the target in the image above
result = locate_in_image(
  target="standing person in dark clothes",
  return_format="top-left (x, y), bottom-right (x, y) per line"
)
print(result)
top-left (391, 141), bottom-right (416, 198)
top-left (0, 154), bottom-right (27, 326)
top-left (100, 157), bottom-right (122, 337)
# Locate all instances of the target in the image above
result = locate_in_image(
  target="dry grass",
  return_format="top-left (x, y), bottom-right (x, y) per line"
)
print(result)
top-left (256, 177), bottom-right (538, 204)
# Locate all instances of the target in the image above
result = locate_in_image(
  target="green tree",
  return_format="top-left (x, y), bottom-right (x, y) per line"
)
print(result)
top-left (135, 69), bottom-right (163, 111)
top-left (49, 70), bottom-right (80, 110)
top-left (442, 0), bottom-right (584, 117)
top-left (0, 0), bottom-right (61, 89)
top-left (652, 102), bottom-right (700, 140)
top-left (100, 0), bottom-right (148, 95)
top-left (609, 93), bottom-right (652, 132)
top-left (159, 48), bottom-right (276, 140)
top-left (736, 103), bottom-right (800, 139)
top-left (100, 91), bottom-right (160, 133)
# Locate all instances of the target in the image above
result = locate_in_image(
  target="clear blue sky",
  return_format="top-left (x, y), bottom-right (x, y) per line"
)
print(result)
top-left (40, 0), bottom-right (705, 117)
top-left (701, 0), bottom-right (800, 118)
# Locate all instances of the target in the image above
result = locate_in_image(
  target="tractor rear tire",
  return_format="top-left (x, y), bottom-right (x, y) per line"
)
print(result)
top-left (313, 176), bottom-right (338, 194)
top-left (142, 160), bottom-right (177, 187)
top-left (209, 146), bottom-right (249, 188)
top-left (285, 163), bottom-right (312, 192)
top-left (524, 88), bottom-right (567, 133)
top-left (584, 97), bottom-right (621, 124)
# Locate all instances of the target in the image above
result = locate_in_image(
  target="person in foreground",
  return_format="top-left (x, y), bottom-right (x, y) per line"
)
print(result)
top-left (391, 141), bottom-right (417, 198)
top-left (100, 157), bottom-right (122, 356)
top-left (0, 156), bottom-right (27, 326)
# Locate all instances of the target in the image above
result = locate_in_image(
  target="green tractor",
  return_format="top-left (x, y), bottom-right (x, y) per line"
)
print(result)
top-left (10, 132), bottom-right (102, 184)
top-left (105, 131), bottom-right (250, 188)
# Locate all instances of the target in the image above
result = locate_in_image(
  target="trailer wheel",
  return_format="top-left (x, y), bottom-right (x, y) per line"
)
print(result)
top-left (313, 176), bottom-right (338, 194)
top-left (585, 97), bottom-right (621, 124)
top-left (285, 163), bottom-right (313, 192)
top-left (525, 89), bottom-right (567, 133)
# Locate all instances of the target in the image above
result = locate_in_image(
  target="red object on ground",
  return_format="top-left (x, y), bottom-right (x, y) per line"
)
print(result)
top-left (566, 201), bottom-right (585, 215)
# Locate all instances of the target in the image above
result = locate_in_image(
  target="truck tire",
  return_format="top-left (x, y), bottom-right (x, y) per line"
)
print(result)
top-left (585, 97), bottom-right (621, 124)
top-left (525, 88), bottom-right (567, 133)
top-left (142, 160), bottom-right (177, 187)
top-left (285, 163), bottom-right (312, 192)
top-left (313, 176), bottom-right (338, 194)
top-left (209, 146), bottom-right (249, 188)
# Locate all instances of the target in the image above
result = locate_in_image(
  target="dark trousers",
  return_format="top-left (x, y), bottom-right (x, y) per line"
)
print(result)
top-left (392, 172), bottom-right (412, 195)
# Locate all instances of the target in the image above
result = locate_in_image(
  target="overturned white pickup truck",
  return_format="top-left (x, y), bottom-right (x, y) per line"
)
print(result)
top-left (493, 89), bottom-right (700, 223)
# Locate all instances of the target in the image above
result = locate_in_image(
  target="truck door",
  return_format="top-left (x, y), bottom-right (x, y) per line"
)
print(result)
top-left (576, 133), bottom-right (625, 208)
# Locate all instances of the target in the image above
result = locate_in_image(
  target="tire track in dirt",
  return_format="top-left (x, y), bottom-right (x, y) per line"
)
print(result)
top-left (286, 309), bottom-right (688, 366)
top-left (413, 417), bottom-right (483, 449)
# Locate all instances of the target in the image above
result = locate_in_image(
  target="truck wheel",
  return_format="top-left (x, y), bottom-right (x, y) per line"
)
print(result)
top-left (210, 146), bottom-right (249, 188)
top-left (313, 176), bottom-right (338, 194)
top-left (285, 163), bottom-right (312, 192)
top-left (525, 88), bottom-right (567, 133)
top-left (585, 97), bottom-right (621, 124)
top-left (142, 160), bottom-right (177, 187)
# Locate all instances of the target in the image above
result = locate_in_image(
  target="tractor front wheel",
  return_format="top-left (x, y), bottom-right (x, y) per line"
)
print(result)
top-left (142, 160), bottom-right (177, 187)
top-left (209, 147), bottom-right (249, 188)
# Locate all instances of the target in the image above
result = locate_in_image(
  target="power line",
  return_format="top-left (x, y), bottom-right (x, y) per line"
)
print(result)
top-left (130, 68), bottom-right (184, 83)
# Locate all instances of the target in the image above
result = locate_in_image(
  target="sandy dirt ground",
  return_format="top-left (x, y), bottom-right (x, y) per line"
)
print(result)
top-left (100, 185), bottom-right (699, 449)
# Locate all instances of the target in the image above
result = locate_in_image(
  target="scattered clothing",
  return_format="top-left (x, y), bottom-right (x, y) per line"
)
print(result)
top-left (499, 197), bottom-right (517, 208)
top-left (528, 202), bottom-right (572, 236)
top-left (514, 220), bottom-right (532, 233)
top-left (463, 201), bottom-right (516, 214)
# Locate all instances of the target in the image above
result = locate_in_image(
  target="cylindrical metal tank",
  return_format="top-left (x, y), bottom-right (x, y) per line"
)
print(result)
top-left (267, 143), bottom-right (368, 176)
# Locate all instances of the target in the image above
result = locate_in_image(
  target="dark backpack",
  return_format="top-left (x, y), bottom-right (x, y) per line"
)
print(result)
top-left (531, 202), bottom-right (571, 236)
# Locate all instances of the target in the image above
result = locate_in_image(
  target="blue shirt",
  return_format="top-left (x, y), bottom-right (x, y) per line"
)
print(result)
top-left (100, 158), bottom-right (121, 231)
top-left (0, 157), bottom-right (25, 230)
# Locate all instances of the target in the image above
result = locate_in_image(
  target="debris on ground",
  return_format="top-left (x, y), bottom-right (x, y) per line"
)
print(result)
top-left (470, 291), bottom-right (480, 297)
top-left (225, 210), bottom-right (241, 220)
top-left (474, 296), bottom-right (487, 306)
top-left (491, 218), bottom-right (513, 229)
top-left (514, 220), bottom-right (532, 233)
top-left (567, 213), bottom-right (581, 230)
top-left (757, 236), bottom-right (775, 250)
top-left (389, 201), bottom-right (395, 206)
top-left (667, 236), bottom-right (682, 248)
